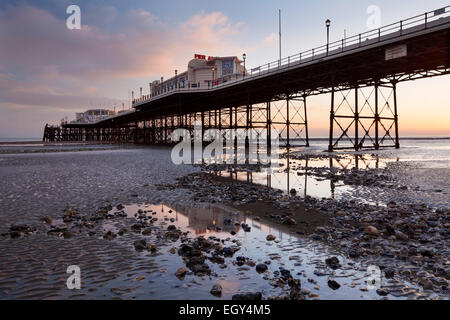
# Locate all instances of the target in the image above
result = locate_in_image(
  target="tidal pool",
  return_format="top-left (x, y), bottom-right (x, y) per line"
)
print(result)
top-left (95, 202), bottom-right (431, 300)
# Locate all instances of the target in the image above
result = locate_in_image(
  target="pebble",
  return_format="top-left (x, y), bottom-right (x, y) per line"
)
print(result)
top-left (210, 284), bottom-right (222, 297)
top-left (133, 239), bottom-right (147, 251)
top-left (256, 264), bottom-right (268, 273)
top-left (175, 267), bottom-right (187, 279)
top-left (325, 257), bottom-right (341, 270)
top-left (376, 288), bottom-right (389, 296)
top-left (301, 288), bottom-right (311, 295)
top-left (328, 279), bottom-right (341, 290)
top-left (395, 231), bottom-right (409, 241)
top-left (232, 292), bottom-right (262, 300)
top-left (364, 226), bottom-right (379, 236)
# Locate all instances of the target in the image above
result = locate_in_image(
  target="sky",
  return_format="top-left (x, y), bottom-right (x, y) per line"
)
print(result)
top-left (0, 0), bottom-right (449, 138)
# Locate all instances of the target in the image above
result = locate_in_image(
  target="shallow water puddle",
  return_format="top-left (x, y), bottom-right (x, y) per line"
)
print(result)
top-left (98, 202), bottom-right (431, 300)
top-left (209, 154), bottom-right (388, 201)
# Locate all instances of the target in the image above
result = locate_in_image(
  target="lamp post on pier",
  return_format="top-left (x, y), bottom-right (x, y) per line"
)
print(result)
top-left (243, 53), bottom-right (246, 78)
top-left (326, 19), bottom-right (331, 55)
top-left (175, 69), bottom-right (178, 89)
top-left (211, 67), bottom-right (216, 86)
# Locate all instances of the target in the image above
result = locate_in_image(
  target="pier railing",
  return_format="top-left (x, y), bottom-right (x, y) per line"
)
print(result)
top-left (132, 6), bottom-right (450, 107)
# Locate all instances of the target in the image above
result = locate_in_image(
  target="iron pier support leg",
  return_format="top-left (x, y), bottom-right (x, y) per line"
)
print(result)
top-left (266, 101), bottom-right (271, 154)
top-left (229, 107), bottom-right (233, 133)
top-left (286, 97), bottom-right (290, 148)
top-left (375, 81), bottom-right (380, 150)
top-left (208, 111), bottom-right (211, 131)
top-left (214, 109), bottom-right (217, 129)
top-left (303, 94), bottom-right (310, 147)
top-left (245, 104), bottom-right (250, 152)
top-left (164, 116), bottom-right (168, 144)
top-left (135, 122), bottom-right (138, 144)
top-left (201, 111), bottom-right (205, 143)
top-left (234, 106), bottom-right (238, 149)
top-left (328, 87), bottom-right (335, 152)
top-left (171, 115), bottom-right (175, 142)
top-left (144, 121), bottom-right (147, 144)
top-left (190, 113), bottom-right (193, 138)
top-left (393, 81), bottom-right (400, 149)
top-left (229, 107), bottom-right (234, 162)
top-left (43, 124), bottom-right (48, 142)
top-left (249, 103), bottom-right (253, 135)
top-left (354, 85), bottom-right (359, 151)
top-left (154, 118), bottom-right (157, 144)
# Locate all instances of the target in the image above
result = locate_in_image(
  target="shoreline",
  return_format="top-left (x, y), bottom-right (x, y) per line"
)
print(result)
top-left (1, 136), bottom-right (450, 144)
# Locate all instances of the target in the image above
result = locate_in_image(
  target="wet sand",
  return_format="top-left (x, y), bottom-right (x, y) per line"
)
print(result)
top-left (0, 145), bottom-right (197, 299)
top-left (0, 143), bottom-right (448, 300)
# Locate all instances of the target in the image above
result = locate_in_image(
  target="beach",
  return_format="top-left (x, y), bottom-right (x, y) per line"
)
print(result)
top-left (0, 139), bottom-right (448, 300)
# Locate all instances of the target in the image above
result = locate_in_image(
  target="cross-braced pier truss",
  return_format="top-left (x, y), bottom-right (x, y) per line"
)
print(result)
top-left (43, 7), bottom-right (450, 152)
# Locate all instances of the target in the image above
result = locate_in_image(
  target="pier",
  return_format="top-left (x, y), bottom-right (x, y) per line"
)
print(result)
top-left (43, 7), bottom-right (450, 151)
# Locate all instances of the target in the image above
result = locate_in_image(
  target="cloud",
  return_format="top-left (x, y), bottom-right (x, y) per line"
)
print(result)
top-left (0, 4), bottom-right (245, 81)
top-left (0, 4), bottom-right (170, 80)
top-left (262, 32), bottom-right (277, 45)
top-left (0, 3), bottom-right (246, 137)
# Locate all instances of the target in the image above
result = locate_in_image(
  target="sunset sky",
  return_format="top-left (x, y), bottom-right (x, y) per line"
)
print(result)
top-left (0, 0), bottom-right (449, 138)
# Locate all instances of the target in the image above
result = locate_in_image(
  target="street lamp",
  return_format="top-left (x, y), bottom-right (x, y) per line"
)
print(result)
top-left (242, 53), bottom-right (246, 78)
top-left (211, 67), bottom-right (216, 86)
top-left (326, 19), bottom-right (331, 55)
top-left (175, 69), bottom-right (178, 89)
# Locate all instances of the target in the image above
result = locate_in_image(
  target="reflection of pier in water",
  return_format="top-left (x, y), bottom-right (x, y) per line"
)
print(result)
top-left (155, 203), bottom-right (296, 242)
top-left (208, 153), bottom-right (390, 200)
top-left (167, 203), bottom-right (246, 235)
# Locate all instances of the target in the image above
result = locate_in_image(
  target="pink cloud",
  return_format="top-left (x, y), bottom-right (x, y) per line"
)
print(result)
top-left (262, 32), bottom-right (277, 45)
top-left (0, 4), bottom-right (245, 81)
top-left (0, 3), bottom-right (246, 136)
top-left (178, 12), bottom-right (244, 53)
